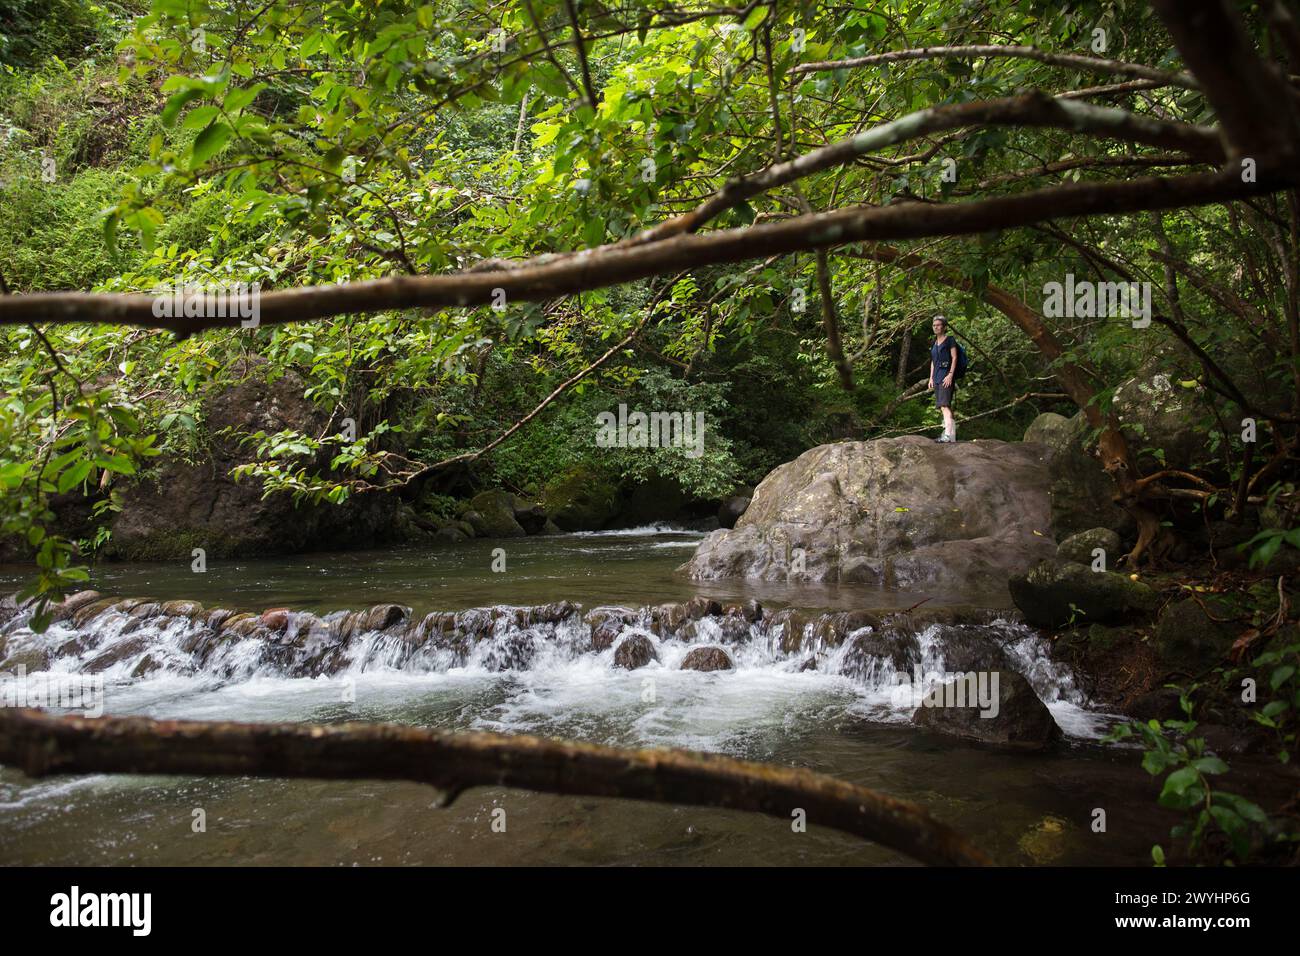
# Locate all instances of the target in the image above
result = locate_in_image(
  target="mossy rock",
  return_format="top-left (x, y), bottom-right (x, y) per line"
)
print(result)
top-left (466, 491), bottom-right (526, 538)
top-left (1009, 559), bottom-right (1158, 628)
top-left (542, 465), bottom-right (620, 532)
top-left (1154, 598), bottom-right (1238, 671)
top-left (1057, 528), bottom-right (1122, 566)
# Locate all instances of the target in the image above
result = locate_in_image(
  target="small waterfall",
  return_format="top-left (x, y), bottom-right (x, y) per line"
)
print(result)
top-left (0, 589), bottom-right (1094, 732)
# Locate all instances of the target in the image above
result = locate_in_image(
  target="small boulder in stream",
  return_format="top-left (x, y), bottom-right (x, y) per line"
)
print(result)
top-left (466, 491), bottom-right (527, 538)
top-left (680, 645), bottom-right (734, 672)
top-left (613, 633), bottom-right (658, 670)
top-left (912, 670), bottom-right (1060, 751)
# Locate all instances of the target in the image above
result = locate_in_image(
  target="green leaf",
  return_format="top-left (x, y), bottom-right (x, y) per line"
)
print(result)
top-left (182, 104), bottom-right (221, 131)
top-left (57, 460), bottom-right (94, 494)
top-left (191, 121), bottom-right (234, 166)
top-left (743, 6), bottom-right (770, 30)
top-left (1192, 756), bottom-right (1228, 775)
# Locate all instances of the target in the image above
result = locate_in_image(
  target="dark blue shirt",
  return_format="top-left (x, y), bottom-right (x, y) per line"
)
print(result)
top-left (931, 337), bottom-right (957, 384)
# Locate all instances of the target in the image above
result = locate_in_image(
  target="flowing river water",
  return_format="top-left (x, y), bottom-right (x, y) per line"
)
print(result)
top-left (0, 526), bottom-right (1180, 865)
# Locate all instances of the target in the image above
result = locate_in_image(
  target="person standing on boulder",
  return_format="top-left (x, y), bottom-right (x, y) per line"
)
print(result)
top-left (928, 316), bottom-right (959, 443)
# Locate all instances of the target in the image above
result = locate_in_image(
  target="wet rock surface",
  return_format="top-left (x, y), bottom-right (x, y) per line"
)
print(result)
top-left (680, 645), bottom-right (734, 672)
top-left (0, 590), bottom-right (1080, 754)
top-left (912, 670), bottom-right (1061, 751)
top-left (613, 633), bottom-right (657, 670)
top-left (682, 437), bottom-right (1056, 593)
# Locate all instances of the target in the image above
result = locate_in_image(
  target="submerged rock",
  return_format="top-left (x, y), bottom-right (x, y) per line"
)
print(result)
top-left (613, 633), bottom-right (657, 670)
top-left (682, 437), bottom-right (1056, 593)
top-left (1008, 559), bottom-right (1158, 628)
top-left (586, 606), bottom-right (637, 651)
top-left (680, 645), bottom-right (734, 672)
top-left (912, 670), bottom-right (1060, 751)
top-left (70, 598), bottom-right (122, 629)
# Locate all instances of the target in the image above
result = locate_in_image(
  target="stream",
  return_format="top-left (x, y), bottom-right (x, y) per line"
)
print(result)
top-left (0, 526), bottom-right (1175, 865)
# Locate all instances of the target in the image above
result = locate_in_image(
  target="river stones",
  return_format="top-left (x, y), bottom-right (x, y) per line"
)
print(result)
top-left (725, 600), bottom-right (763, 623)
top-left (260, 608), bottom-right (293, 633)
top-left (682, 614), bottom-right (752, 644)
top-left (912, 670), bottom-right (1060, 751)
top-left (613, 633), bottom-right (657, 670)
top-left (680, 645), bottom-right (734, 672)
top-left (506, 601), bottom-right (580, 628)
top-left (682, 436), bottom-right (1057, 593)
top-left (840, 630), bottom-right (921, 682)
top-left (47, 590), bottom-right (104, 624)
top-left (70, 597), bottom-right (122, 630)
top-left (585, 606), bottom-right (637, 651)
top-left (160, 599), bottom-right (205, 619)
top-left (1008, 558), bottom-right (1158, 628)
top-left (649, 598), bottom-right (721, 637)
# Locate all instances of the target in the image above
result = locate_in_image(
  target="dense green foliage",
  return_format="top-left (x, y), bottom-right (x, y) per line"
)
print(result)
top-left (1, 0), bottom-right (1299, 868)
top-left (1, 1), bottom-right (1297, 596)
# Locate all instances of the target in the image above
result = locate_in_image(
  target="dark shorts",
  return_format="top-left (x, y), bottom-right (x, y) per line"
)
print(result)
top-left (934, 382), bottom-right (956, 408)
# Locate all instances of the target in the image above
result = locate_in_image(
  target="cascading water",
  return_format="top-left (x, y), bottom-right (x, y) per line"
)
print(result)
top-left (0, 528), bottom-right (1171, 867)
top-left (0, 588), bottom-right (1103, 745)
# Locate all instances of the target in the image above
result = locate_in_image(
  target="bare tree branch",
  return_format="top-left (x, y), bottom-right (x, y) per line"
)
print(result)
top-left (1152, 0), bottom-right (1300, 160)
top-left (0, 168), bottom-right (1278, 335)
top-left (0, 707), bottom-right (992, 866)
top-left (562, 0), bottom-right (599, 109)
top-left (791, 43), bottom-right (1199, 90)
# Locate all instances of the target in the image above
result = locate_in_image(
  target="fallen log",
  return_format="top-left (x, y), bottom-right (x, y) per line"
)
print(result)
top-left (0, 708), bottom-right (990, 866)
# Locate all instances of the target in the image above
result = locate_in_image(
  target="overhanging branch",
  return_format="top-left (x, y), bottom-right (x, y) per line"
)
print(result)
top-left (0, 169), bottom-right (1281, 334)
top-left (0, 707), bottom-right (991, 866)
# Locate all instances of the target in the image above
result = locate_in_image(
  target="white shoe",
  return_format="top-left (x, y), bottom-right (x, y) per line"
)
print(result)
top-left (935, 434), bottom-right (951, 443)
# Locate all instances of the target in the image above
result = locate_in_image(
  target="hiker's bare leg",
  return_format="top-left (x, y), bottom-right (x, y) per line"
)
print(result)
top-left (941, 405), bottom-right (956, 441)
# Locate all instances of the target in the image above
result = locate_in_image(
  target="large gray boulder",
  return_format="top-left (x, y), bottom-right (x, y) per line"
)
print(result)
top-left (1023, 412), bottom-right (1127, 539)
top-left (681, 437), bottom-right (1056, 594)
top-left (1111, 373), bottom-right (1210, 473)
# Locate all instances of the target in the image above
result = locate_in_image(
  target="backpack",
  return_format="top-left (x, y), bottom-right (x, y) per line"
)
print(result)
top-left (953, 339), bottom-right (971, 379)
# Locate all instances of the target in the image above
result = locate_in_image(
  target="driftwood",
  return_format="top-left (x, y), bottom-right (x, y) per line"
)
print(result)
top-left (0, 708), bottom-right (990, 866)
